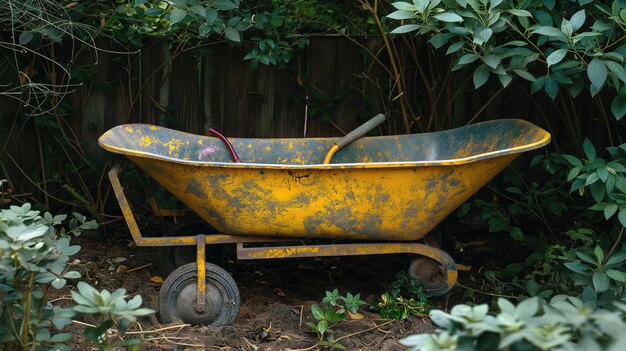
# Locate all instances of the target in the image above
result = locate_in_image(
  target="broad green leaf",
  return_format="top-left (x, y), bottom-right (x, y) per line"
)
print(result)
top-left (509, 226), bottom-right (523, 241)
top-left (604, 203), bottom-right (618, 219)
top-left (446, 41), bottom-right (465, 54)
top-left (391, 2), bottom-right (416, 11)
top-left (606, 252), bottom-right (626, 265)
top-left (570, 9), bottom-right (586, 32)
top-left (561, 19), bottom-right (573, 37)
top-left (224, 27), bottom-right (240, 42)
top-left (606, 269), bottom-right (626, 282)
top-left (576, 251), bottom-right (597, 265)
top-left (619, 209), bottom-right (626, 227)
top-left (311, 304), bottom-right (324, 320)
top-left (606, 61), bottom-right (626, 84)
top-left (473, 64), bottom-right (490, 88)
top-left (543, 0), bottom-right (555, 10)
top-left (430, 34), bottom-right (451, 48)
top-left (583, 138), bottom-right (596, 161)
top-left (588, 58), bottom-right (607, 90)
top-left (498, 73), bottom-right (513, 87)
top-left (612, 93), bottom-right (626, 120)
top-left (214, 0), bottom-right (238, 10)
top-left (474, 27), bottom-right (493, 45)
top-left (564, 262), bottom-right (591, 274)
top-left (567, 167), bottom-right (581, 181)
top-left (589, 202), bottom-right (609, 210)
top-left (512, 69), bottom-right (536, 82)
top-left (189, 5), bottom-right (205, 17)
top-left (592, 272), bottom-right (610, 292)
top-left (532, 26), bottom-right (565, 38)
top-left (507, 9), bottom-right (532, 17)
top-left (51, 278), bottom-right (66, 289)
top-left (515, 297), bottom-right (539, 319)
top-left (35, 328), bottom-right (51, 342)
top-left (458, 53), bottom-right (480, 65)
top-left (483, 54), bottom-right (500, 69)
top-left (145, 7), bottom-right (163, 17)
top-left (434, 12), bottom-right (464, 22)
top-left (62, 271), bottom-right (81, 279)
top-left (387, 10), bottom-right (416, 20)
top-left (205, 8), bottom-right (218, 24)
top-left (391, 24), bottom-right (420, 34)
top-left (170, 9), bottom-right (187, 25)
top-left (593, 245), bottom-right (604, 263)
top-left (589, 181), bottom-right (605, 202)
top-left (546, 49), bottom-right (567, 67)
top-left (49, 333), bottom-right (72, 343)
top-left (544, 76), bottom-right (558, 99)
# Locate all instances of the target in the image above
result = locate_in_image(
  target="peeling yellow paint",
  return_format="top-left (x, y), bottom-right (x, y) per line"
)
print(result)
top-left (125, 126), bottom-right (133, 133)
top-left (251, 247), bottom-right (321, 258)
top-left (150, 126), bottom-right (158, 130)
top-left (198, 140), bottom-right (203, 145)
top-left (139, 136), bottom-right (153, 146)
top-left (163, 138), bottom-right (183, 155)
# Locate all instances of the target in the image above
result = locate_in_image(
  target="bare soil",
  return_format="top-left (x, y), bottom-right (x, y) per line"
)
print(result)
top-left (56, 224), bottom-right (442, 351)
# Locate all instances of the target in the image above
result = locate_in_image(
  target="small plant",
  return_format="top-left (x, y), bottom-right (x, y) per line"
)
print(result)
top-left (307, 289), bottom-right (366, 349)
top-left (371, 272), bottom-right (430, 320)
top-left (401, 296), bottom-right (626, 351)
top-left (72, 282), bottom-right (154, 351)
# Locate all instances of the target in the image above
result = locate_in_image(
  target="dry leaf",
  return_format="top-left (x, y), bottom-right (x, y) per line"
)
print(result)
top-left (150, 276), bottom-right (164, 284)
top-left (347, 311), bottom-right (364, 320)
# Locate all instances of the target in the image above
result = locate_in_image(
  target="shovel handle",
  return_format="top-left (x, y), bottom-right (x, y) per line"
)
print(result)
top-left (323, 114), bottom-right (386, 164)
top-left (336, 113), bottom-right (386, 148)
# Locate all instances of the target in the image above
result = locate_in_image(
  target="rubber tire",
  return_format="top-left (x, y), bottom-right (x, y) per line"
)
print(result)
top-left (156, 220), bottom-right (223, 277)
top-left (408, 256), bottom-right (453, 297)
top-left (159, 262), bottom-right (240, 326)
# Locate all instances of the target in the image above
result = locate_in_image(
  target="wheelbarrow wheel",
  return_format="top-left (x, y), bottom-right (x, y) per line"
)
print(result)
top-left (159, 262), bottom-right (240, 326)
top-left (157, 220), bottom-right (223, 276)
top-left (408, 257), bottom-right (453, 297)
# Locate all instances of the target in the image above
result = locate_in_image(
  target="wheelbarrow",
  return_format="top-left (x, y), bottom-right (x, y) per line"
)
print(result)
top-left (98, 115), bottom-right (551, 325)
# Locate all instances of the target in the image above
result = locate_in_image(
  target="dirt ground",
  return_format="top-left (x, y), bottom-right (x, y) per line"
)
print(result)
top-left (55, 223), bottom-right (449, 351)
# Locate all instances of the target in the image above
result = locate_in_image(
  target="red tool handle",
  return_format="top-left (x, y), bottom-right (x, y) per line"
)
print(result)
top-left (208, 128), bottom-right (242, 163)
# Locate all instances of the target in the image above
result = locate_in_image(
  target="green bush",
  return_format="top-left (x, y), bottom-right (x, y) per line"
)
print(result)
top-left (388, 0), bottom-right (626, 119)
top-left (401, 296), bottom-right (626, 351)
top-left (0, 204), bottom-right (153, 350)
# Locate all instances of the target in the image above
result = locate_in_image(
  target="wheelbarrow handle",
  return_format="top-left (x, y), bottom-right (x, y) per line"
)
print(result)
top-left (323, 113), bottom-right (386, 164)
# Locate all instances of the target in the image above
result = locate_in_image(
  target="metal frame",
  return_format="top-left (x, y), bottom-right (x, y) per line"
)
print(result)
top-left (109, 162), bottom-right (458, 312)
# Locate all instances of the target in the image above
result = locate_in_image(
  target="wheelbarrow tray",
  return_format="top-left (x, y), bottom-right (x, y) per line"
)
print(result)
top-left (99, 119), bottom-right (550, 241)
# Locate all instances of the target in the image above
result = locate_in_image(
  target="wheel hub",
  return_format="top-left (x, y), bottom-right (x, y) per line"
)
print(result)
top-left (176, 282), bottom-right (223, 324)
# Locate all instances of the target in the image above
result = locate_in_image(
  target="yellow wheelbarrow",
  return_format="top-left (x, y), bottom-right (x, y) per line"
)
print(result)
top-left (99, 115), bottom-right (550, 326)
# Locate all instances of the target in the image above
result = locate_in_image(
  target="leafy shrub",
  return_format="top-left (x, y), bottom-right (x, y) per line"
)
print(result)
top-left (401, 296), bottom-right (626, 351)
top-left (387, 0), bottom-right (626, 119)
top-left (0, 203), bottom-right (153, 350)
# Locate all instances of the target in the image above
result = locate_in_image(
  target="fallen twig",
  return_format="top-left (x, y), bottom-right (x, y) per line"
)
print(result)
top-left (334, 319), bottom-right (396, 343)
top-left (126, 263), bottom-right (152, 273)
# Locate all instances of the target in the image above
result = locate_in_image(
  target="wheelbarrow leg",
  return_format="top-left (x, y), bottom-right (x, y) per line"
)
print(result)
top-left (196, 234), bottom-right (206, 313)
